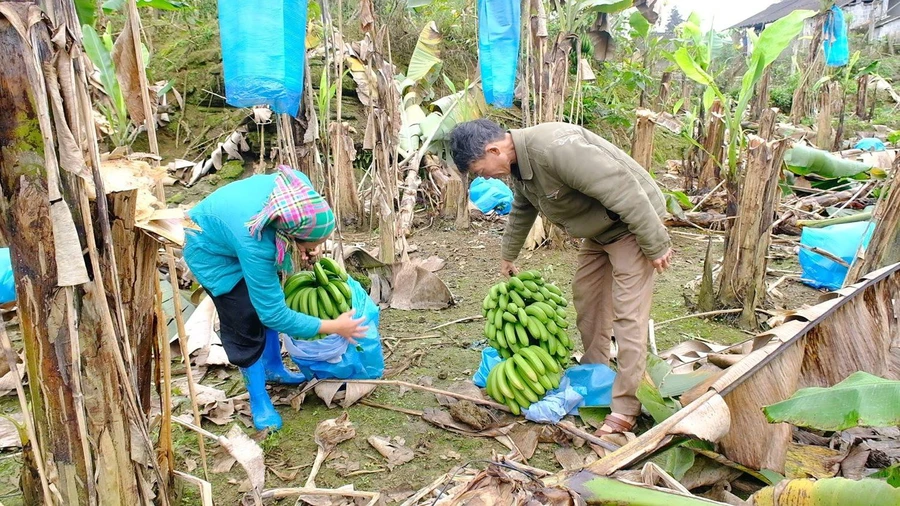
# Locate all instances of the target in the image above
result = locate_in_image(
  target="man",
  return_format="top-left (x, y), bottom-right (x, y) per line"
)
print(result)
top-left (450, 119), bottom-right (672, 438)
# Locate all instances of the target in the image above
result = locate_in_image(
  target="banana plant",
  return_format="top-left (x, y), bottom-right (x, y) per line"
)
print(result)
top-left (82, 25), bottom-right (134, 148)
top-left (76, 0), bottom-right (188, 27)
top-left (396, 22), bottom-right (486, 159)
top-left (671, 9), bottom-right (816, 182)
top-left (814, 51), bottom-right (879, 150)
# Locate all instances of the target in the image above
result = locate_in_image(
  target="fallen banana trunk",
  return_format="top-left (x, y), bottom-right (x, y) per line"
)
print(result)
top-left (558, 261), bottom-right (900, 485)
top-left (750, 477), bottom-right (900, 506)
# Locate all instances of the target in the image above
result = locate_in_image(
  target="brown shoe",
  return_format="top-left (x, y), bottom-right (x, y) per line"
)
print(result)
top-left (593, 413), bottom-right (635, 437)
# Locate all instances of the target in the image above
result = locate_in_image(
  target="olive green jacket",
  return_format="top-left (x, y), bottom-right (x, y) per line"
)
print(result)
top-left (501, 122), bottom-right (670, 261)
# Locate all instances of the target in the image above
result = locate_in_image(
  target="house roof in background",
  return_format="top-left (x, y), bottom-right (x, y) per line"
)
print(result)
top-left (729, 0), bottom-right (858, 30)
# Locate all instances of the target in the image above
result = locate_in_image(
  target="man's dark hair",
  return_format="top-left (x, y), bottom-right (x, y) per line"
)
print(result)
top-left (449, 119), bottom-right (505, 172)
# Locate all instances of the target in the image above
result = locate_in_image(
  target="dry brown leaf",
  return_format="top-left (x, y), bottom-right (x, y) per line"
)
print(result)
top-left (422, 408), bottom-right (514, 438)
top-left (435, 381), bottom-right (485, 406)
top-left (50, 201), bottom-right (90, 285)
top-left (555, 447), bottom-right (583, 471)
top-left (389, 262), bottom-right (453, 310)
top-left (268, 466), bottom-right (299, 482)
top-left (509, 424), bottom-right (541, 460)
top-left (342, 382), bottom-right (377, 408)
top-left (0, 414), bottom-right (23, 449)
top-left (449, 400), bottom-right (493, 431)
top-left (367, 435), bottom-right (415, 469)
top-left (111, 18), bottom-right (154, 125)
top-left (219, 425), bottom-right (265, 492)
top-left (785, 443), bottom-right (844, 479)
top-left (314, 381), bottom-right (343, 408)
top-left (0, 364), bottom-right (25, 397)
top-left (315, 412), bottom-right (356, 452)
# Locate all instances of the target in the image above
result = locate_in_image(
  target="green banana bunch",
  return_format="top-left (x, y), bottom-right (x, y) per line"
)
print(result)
top-left (484, 346), bottom-right (563, 415)
top-left (482, 270), bottom-right (574, 367)
top-left (282, 258), bottom-right (354, 339)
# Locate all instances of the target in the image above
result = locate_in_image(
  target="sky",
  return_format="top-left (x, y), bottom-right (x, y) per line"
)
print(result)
top-left (658, 0), bottom-right (781, 31)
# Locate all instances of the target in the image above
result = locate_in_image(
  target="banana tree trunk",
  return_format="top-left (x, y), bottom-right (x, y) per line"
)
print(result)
top-left (717, 109), bottom-right (787, 329)
top-left (845, 154), bottom-right (900, 285)
top-left (0, 4), bottom-right (160, 503)
top-left (698, 99), bottom-right (725, 191)
top-left (631, 109), bottom-right (655, 171)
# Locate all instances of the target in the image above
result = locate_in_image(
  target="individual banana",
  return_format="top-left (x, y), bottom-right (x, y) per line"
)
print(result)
top-left (313, 263), bottom-right (330, 285)
top-left (546, 320), bottom-right (559, 335)
top-left (318, 257), bottom-right (349, 281)
top-left (531, 346), bottom-right (560, 374)
top-left (514, 323), bottom-right (530, 347)
top-left (519, 347), bottom-right (546, 376)
top-left (512, 353), bottom-right (539, 383)
top-left (334, 280), bottom-right (352, 301)
top-left (504, 358), bottom-right (526, 391)
top-left (494, 362), bottom-right (515, 399)
top-left (537, 373), bottom-right (554, 392)
top-left (283, 271), bottom-right (315, 295)
top-left (324, 282), bottom-right (346, 308)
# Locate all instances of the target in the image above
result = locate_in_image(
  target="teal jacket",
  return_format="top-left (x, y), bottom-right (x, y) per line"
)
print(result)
top-left (184, 171), bottom-right (322, 338)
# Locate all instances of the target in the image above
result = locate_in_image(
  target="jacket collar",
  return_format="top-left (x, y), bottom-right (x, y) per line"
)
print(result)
top-left (509, 129), bottom-right (534, 181)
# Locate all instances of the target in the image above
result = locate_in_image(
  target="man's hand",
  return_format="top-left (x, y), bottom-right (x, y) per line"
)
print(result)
top-left (651, 248), bottom-right (673, 274)
top-left (500, 259), bottom-right (519, 277)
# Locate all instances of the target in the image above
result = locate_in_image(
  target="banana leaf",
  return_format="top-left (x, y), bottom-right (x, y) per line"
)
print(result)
top-left (577, 475), bottom-right (730, 505)
top-left (406, 22), bottom-right (443, 84)
top-left (581, 0), bottom-right (633, 14)
top-left (870, 464), bottom-right (900, 488)
top-left (762, 372), bottom-right (900, 431)
top-left (783, 145), bottom-right (873, 179)
top-left (629, 11), bottom-right (651, 38)
top-left (75, 0), bottom-right (97, 26)
top-left (647, 354), bottom-right (716, 399)
top-left (750, 478), bottom-right (900, 506)
top-left (102, 0), bottom-right (188, 12)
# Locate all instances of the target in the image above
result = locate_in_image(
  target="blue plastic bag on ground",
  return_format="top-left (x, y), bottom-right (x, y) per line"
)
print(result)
top-left (470, 177), bottom-right (513, 215)
top-left (824, 5), bottom-right (849, 67)
top-left (288, 276), bottom-right (384, 379)
top-left (563, 364), bottom-right (616, 408)
top-left (473, 347), bottom-right (502, 388)
top-left (855, 138), bottom-right (886, 152)
top-left (522, 376), bottom-right (584, 423)
top-left (477, 0), bottom-right (520, 107)
top-left (0, 249), bottom-right (13, 304)
top-left (218, 0), bottom-right (307, 116)
top-left (799, 221), bottom-right (875, 291)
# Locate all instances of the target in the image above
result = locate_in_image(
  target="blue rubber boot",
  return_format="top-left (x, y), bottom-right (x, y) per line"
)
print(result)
top-left (261, 329), bottom-right (306, 384)
top-left (240, 360), bottom-right (283, 431)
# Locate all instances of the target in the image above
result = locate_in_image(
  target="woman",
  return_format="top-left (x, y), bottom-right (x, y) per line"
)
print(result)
top-left (184, 166), bottom-right (367, 431)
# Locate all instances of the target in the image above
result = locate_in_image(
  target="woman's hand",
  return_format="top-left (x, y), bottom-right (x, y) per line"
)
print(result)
top-left (319, 311), bottom-right (368, 345)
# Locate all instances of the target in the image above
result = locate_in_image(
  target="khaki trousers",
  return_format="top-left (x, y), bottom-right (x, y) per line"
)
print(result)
top-left (572, 234), bottom-right (655, 416)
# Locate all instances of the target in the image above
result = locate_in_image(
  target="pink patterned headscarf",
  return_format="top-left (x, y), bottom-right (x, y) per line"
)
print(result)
top-left (246, 166), bottom-right (335, 268)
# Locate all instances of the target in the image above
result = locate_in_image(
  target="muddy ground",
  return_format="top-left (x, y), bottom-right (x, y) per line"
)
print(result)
top-left (0, 214), bottom-right (823, 505)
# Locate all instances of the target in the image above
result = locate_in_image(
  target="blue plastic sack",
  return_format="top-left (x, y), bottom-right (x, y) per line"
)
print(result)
top-left (218, 0), bottom-right (307, 116)
top-left (0, 249), bottom-right (13, 304)
top-left (288, 276), bottom-right (384, 379)
top-left (522, 376), bottom-right (584, 424)
top-left (563, 364), bottom-right (616, 408)
top-left (470, 177), bottom-right (513, 215)
top-left (799, 221), bottom-right (875, 291)
top-left (473, 347), bottom-right (502, 388)
top-left (824, 5), bottom-right (849, 67)
top-left (855, 138), bottom-right (886, 152)
top-left (477, 0), bottom-right (520, 107)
